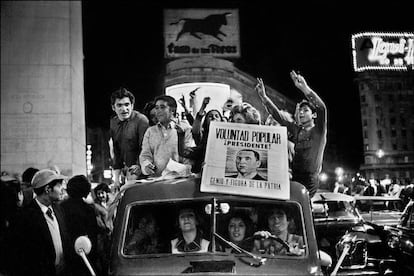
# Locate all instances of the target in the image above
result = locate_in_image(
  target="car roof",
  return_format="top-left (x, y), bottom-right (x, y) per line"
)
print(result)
top-left (312, 192), bottom-right (355, 203)
top-left (118, 176), bottom-right (308, 204)
top-left (354, 195), bottom-right (402, 201)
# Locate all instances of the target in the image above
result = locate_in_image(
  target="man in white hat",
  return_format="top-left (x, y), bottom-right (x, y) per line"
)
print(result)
top-left (8, 169), bottom-right (70, 276)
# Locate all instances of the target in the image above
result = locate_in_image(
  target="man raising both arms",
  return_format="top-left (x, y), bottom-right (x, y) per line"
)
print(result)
top-left (256, 71), bottom-right (327, 198)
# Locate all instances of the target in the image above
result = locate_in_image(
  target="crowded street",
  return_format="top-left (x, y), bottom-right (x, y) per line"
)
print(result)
top-left (1, 1), bottom-right (413, 276)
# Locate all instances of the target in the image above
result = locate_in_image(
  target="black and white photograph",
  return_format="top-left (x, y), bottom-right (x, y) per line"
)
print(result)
top-left (1, 1), bottom-right (413, 275)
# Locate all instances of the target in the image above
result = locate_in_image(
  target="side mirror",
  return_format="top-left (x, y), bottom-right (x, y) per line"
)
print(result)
top-left (319, 250), bottom-right (332, 267)
top-left (74, 236), bottom-right (96, 276)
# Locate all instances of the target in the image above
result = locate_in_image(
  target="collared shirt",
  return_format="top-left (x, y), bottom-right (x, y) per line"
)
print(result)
top-left (35, 198), bottom-right (64, 267)
top-left (110, 110), bottom-right (149, 169)
top-left (140, 121), bottom-right (195, 176)
top-left (170, 231), bottom-right (210, 253)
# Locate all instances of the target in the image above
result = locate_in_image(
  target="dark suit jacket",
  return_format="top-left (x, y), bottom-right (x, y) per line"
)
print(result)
top-left (9, 200), bottom-right (70, 276)
top-left (60, 198), bottom-right (99, 276)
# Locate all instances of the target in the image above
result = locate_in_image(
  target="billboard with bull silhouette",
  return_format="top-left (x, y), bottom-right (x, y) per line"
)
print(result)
top-left (164, 9), bottom-right (240, 58)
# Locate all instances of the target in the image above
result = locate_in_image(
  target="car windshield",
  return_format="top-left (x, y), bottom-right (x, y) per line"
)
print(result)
top-left (312, 200), bottom-right (359, 220)
top-left (400, 200), bottom-right (414, 228)
top-left (355, 198), bottom-right (403, 213)
top-left (122, 198), bottom-right (307, 258)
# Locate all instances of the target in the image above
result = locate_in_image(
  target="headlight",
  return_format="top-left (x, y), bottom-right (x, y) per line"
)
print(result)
top-left (387, 235), bottom-right (399, 249)
top-left (403, 239), bottom-right (413, 252)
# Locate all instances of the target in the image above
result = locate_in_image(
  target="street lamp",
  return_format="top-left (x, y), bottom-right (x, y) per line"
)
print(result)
top-left (319, 172), bottom-right (328, 182)
top-left (376, 149), bottom-right (384, 159)
top-left (335, 167), bottom-right (344, 177)
top-left (376, 149), bottom-right (385, 179)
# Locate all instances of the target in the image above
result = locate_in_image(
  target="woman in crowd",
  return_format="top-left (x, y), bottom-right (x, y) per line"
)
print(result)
top-left (170, 207), bottom-right (210, 253)
top-left (223, 210), bottom-right (254, 253)
top-left (229, 102), bottom-right (261, 125)
top-left (177, 96), bottom-right (224, 173)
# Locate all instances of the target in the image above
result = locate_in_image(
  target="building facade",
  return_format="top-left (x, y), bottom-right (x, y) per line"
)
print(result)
top-left (357, 71), bottom-right (414, 181)
top-left (352, 32), bottom-right (414, 182)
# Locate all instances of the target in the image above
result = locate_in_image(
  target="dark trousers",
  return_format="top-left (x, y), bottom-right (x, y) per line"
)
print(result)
top-left (293, 172), bottom-right (319, 198)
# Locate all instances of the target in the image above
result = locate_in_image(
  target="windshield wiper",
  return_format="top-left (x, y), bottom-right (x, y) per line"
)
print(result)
top-left (213, 233), bottom-right (267, 267)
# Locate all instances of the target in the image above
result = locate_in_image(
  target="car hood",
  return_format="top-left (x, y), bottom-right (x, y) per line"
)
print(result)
top-left (110, 254), bottom-right (320, 275)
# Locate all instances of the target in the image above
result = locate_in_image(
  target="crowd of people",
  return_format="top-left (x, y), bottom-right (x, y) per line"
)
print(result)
top-left (109, 70), bottom-right (326, 198)
top-left (0, 70), bottom-right (325, 275)
top-left (0, 167), bottom-right (114, 276)
top-left (332, 176), bottom-right (414, 210)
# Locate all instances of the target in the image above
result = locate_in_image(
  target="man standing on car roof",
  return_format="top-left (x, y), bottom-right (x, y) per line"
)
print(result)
top-left (256, 71), bottom-right (327, 198)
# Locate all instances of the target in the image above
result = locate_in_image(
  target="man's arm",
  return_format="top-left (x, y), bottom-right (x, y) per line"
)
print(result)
top-left (255, 78), bottom-right (295, 128)
top-left (139, 128), bottom-right (156, 175)
top-left (178, 95), bottom-right (194, 125)
top-left (290, 70), bottom-right (327, 132)
top-left (109, 126), bottom-right (122, 188)
top-left (191, 97), bottom-right (210, 145)
top-left (135, 114), bottom-right (149, 167)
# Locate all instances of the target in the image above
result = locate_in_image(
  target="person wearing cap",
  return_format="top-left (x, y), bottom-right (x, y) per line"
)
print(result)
top-left (8, 168), bottom-right (70, 276)
top-left (256, 70), bottom-right (327, 198)
top-left (60, 175), bottom-right (99, 276)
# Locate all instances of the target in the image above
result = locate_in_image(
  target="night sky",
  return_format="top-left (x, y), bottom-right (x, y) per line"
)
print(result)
top-left (81, 1), bottom-right (412, 172)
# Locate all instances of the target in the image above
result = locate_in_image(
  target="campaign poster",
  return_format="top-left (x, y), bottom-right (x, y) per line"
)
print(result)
top-left (201, 121), bottom-right (290, 200)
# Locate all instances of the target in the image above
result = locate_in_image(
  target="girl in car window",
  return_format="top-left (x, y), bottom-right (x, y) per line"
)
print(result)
top-left (224, 210), bottom-right (254, 253)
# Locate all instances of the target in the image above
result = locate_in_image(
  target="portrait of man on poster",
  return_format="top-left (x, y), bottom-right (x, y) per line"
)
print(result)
top-left (226, 149), bottom-right (266, 181)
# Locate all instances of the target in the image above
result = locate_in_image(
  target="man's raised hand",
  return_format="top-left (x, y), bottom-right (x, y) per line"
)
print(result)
top-left (255, 77), bottom-right (267, 100)
top-left (290, 70), bottom-right (309, 93)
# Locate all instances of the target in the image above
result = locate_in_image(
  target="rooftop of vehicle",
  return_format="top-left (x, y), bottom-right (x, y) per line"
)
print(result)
top-left (354, 195), bottom-right (402, 201)
top-left (118, 175), bottom-right (309, 204)
top-left (312, 192), bottom-right (355, 204)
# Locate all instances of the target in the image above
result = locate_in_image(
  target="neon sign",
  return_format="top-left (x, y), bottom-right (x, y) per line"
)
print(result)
top-left (352, 32), bottom-right (414, 72)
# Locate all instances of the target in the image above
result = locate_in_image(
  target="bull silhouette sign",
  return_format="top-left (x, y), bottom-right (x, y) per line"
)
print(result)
top-left (164, 9), bottom-right (240, 58)
top-left (170, 12), bottom-right (232, 41)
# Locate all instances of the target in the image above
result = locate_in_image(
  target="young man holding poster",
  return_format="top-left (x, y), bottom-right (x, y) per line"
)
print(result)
top-left (255, 71), bottom-right (327, 198)
top-left (228, 149), bottom-right (266, 180)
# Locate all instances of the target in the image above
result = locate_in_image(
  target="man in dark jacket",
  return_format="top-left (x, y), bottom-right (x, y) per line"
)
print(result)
top-left (60, 175), bottom-right (99, 276)
top-left (8, 169), bottom-right (70, 276)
